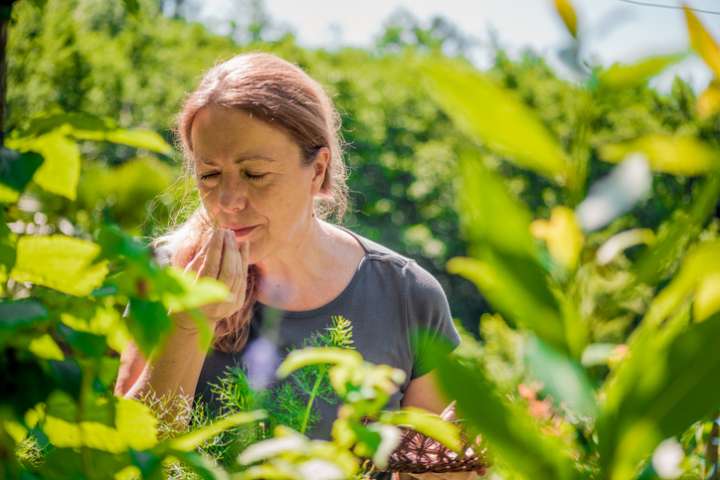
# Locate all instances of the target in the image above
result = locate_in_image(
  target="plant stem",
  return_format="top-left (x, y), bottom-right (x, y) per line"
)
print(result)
top-left (300, 365), bottom-right (327, 434)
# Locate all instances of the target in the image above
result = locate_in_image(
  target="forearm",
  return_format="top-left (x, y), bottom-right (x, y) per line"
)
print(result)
top-left (125, 315), bottom-right (209, 425)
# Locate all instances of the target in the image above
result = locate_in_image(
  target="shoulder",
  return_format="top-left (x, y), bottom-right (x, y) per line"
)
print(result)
top-left (346, 229), bottom-right (448, 303)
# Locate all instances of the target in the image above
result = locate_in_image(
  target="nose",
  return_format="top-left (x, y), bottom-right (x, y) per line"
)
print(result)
top-left (218, 176), bottom-right (248, 213)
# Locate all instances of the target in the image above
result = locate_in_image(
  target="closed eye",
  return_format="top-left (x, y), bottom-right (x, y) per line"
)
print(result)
top-left (199, 172), bottom-right (219, 181)
top-left (244, 171), bottom-right (268, 181)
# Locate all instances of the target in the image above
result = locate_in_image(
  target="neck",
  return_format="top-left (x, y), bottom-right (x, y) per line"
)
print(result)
top-left (254, 218), bottom-right (347, 307)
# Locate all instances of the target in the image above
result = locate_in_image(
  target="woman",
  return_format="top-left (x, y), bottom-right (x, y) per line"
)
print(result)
top-left (115, 52), bottom-right (469, 478)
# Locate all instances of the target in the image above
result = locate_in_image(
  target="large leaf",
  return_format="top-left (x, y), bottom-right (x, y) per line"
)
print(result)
top-left (11, 235), bottom-right (108, 296)
top-left (22, 112), bottom-right (171, 155)
top-left (524, 335), bottom-right (597, 419)
top-left (0, 148), bottom-right (44, 203)
top-left (457, 152), bottom-right (536, 257)
top-left (599, 134), bottom-right (720, 176)
top-left (685, 5), bottom-right (720, 78)
top-left (634, 174), bottom-right (720, 284)
top-left (7, 131), bottom-right (81, 200)
top-left (433, 351), bottom-right (576, 480)
top-left (598, 53), bottom-right (686, 89)
top-left (421, 58), bottom-right (569, 183)
top-left (447, 252), bottom-right (567, 352)
top-left (598, 312), bottom-right (720, 478)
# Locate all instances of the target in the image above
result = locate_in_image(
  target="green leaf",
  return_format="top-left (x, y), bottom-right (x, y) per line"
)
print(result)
top-left (168, 410), bottom-right (266, 452)
top-left (598, 53), bottom-right (686, 89)
top-left (11, 235), bottom-right (108, 296)
top-left (21, 112), bottom-right (171, 155)
top-left (685, 5), bottom-right (720, 78)
top-left (0, 299), bottom-right (49, 332)
top-left (433, 352), bottom-right (576, 480)
top-left (641, 240), bottom-right (720, 328)
top-left (599, 135), bottom-right (720, 176)
top-left (127, 298), bottom-right (173, 356)
top-left (554, 0), bottom-right (578, 38)
top-left (28, 334), bottom-right (65, 361)
top-left (634, 174), bottom-right (720, 284)
top-left (102, 130), bottom-right (171, 155)
top-left (457, 152), bottom-right (536, 257)
top-left (524, 335), bottom-right (597, 419)
top-left (122, 0), bottom-right (139, 14)
top-left (599, 312), bottom-right (720, 478)
top-left (447, 253), bottom-right (567, 352)
top-left (58, 324), bottom-right (108, 358)
top-left (159, 267), bottom-right (229, 313)
top-left (172, 451), bottom-right (228, 480)
top-left (0, 148), bottom-right (44, 203)
top-left (379, 407), bottom-right (462, 452)
top-left (276, 347), bottom-right (364, 379)
top-left (421, 57), bottom-right (569, 183)
top-left (115, 397), bottom-right (158, 451)
top-left (7, 131), bottom-right (81, 200)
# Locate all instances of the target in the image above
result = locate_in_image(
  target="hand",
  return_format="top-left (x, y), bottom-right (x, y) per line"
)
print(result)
top-left (173, 228), bottom-right (249, 329)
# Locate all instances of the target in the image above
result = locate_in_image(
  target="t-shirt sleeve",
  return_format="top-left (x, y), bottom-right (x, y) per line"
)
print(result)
top-left (404, 261), bottom-right (461, 379)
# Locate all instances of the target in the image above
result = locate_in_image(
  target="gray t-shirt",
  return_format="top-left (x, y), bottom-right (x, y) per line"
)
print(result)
top-left (193, 230), bottom-right (461, 440)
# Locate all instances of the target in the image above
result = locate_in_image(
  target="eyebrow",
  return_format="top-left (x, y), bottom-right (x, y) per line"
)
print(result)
top-left (199, 153), bottom-right (275, 165)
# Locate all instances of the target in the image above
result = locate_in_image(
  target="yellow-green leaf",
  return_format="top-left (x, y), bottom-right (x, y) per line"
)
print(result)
top-left (421, 58), bottom-right (569, 183)
top-left (698, 80), bottom-right (720, 119)
top-left (115, 398), bottom-right (158, 451)
top-left (168, 410), bottom-right (266, 452)
top-left (379, 408), bottom-right (462, 452)
top-left (28, 334), bottom-right (65, 361)
top-left (277, 347), bottom-right (363, 379)
top-left (531, 206), bottom-right (584, 270)
top-left (599, 135), bottom-right (720, 176)
top-left (458, 152), bottom-right (536, 257)
top-left (72, 128), bottom-right (171, 155)
top-left (695, 272), bottom-right (720, 321)
top-left (161, 266), bottom-right (229, 313)
top-left (685, 5), bottom-right (720, 78)
top-left (599, 53), bottom-right (686, 89)
top-left (8, 131), bottom-right (81, 200)
top-left (554, 0), bottom-right (578, 38)
top-left (11, 235), bottom-right (108, 296)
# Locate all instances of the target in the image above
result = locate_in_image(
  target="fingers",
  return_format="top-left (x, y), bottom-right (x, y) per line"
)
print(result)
top-left (185, 232), bottom-right (213, 274)
top-left (218, 230), bottom-right (240, 295)
top-left (198, 229), bottom-right (224, 279)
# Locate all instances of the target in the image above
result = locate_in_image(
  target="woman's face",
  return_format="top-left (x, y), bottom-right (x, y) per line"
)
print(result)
top-left (190, 104), bottom-right (327, 264)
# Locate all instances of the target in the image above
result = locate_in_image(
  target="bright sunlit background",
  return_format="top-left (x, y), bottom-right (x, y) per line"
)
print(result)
top-left (190, 0), bottom-right (720, 91)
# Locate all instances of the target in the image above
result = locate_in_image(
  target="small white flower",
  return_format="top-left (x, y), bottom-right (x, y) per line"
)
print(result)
top-left (368, 423), bottom-right (402, 470)
top-left (237, 434), bottom-right (306, 465)
top-left (652, 437), bottom-right (684, 479)
top-left (297, 459), bottom-right (345, 480)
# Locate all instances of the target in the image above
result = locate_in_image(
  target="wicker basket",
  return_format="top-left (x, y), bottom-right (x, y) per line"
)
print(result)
top-left (369, 402), bottom-right (488, 476)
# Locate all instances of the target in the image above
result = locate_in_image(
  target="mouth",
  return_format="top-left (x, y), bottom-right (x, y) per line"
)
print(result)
top-left (229, 225), bottom-right (258, 238)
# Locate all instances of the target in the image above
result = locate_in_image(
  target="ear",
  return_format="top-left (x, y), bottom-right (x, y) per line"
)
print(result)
top-left (310, 147), bottom-right (331, 196)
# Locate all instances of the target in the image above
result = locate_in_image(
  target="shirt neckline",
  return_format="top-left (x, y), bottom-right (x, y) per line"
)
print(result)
top-left (256, 226), bottom-right (370, 319)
